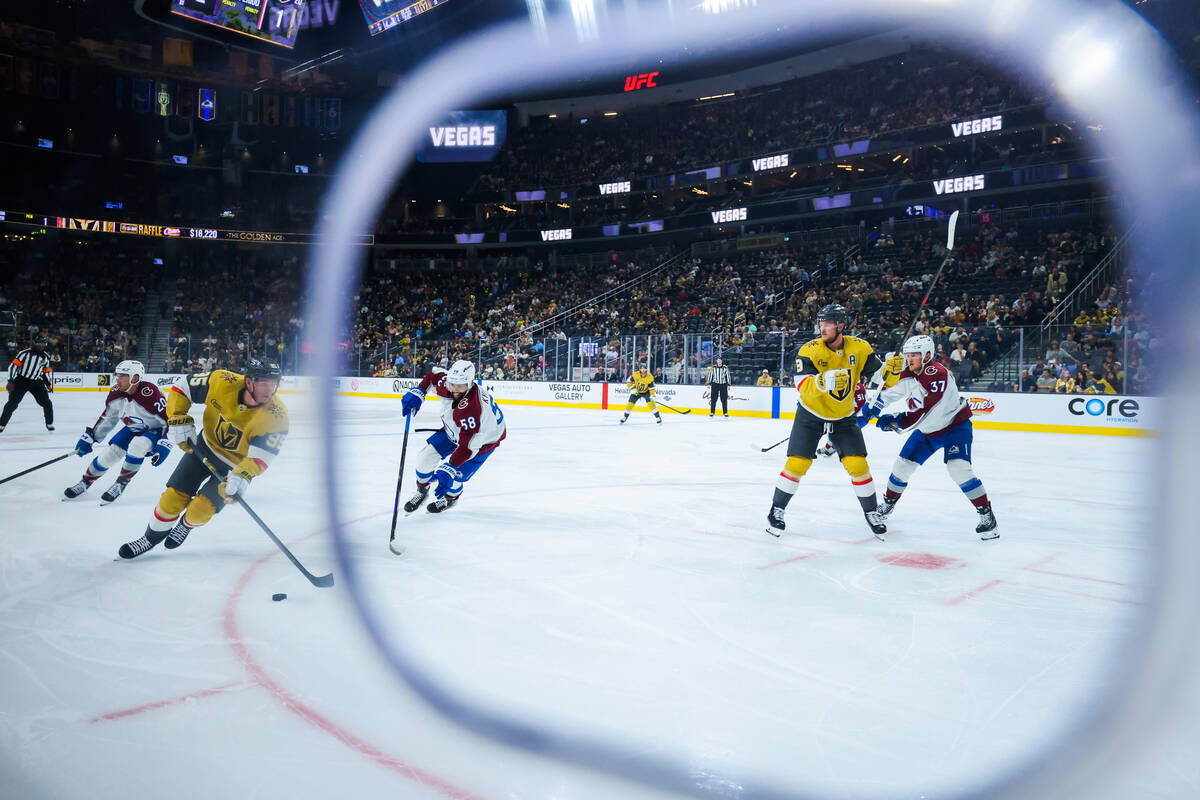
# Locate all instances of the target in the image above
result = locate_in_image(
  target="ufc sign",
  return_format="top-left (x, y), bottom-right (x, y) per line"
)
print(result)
top-left (624, 72), bottom-right (660, 92)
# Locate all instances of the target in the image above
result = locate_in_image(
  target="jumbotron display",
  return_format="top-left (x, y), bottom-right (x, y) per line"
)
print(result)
top-left (357, 0), bottom-right (452, 36)
top-left (172, 0), bottom-right (306, 49)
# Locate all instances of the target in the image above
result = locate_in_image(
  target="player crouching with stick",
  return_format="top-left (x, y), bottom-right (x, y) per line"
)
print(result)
top-left (118, 359), bottom-right (289, 559)
top-left (399, 359), bottom-right (506, 514)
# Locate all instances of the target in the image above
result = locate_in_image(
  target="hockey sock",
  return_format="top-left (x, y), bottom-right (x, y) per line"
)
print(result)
top-left (117, 454), bottom-right (145, 484)
top-left (148, 506), bottom-right (180, 533)
top-left (947, 459), bottom-right (990, 509)
top-left (773, 456), bottom-right (812, 508)
top-left (82, 457), bottom-right (108, 486)
top-left (886, 457), bottom-right (919, 502)
top-left (841, 455), bottom-right (878, 512)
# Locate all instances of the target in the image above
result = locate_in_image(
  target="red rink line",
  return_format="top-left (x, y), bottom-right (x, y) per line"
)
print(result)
top-left (948, 578), bottom-right (1138, 607)
top-left (1020, 552), bottom-right (1127, 587)
top-left (757, 552), bottom-right (820, 570)
top-left (220, 512), bottom-right (487, 800)
top-left (88, 681), bottom-right (250, 724)
top-left (947, 579), bottom-right (1004, 605)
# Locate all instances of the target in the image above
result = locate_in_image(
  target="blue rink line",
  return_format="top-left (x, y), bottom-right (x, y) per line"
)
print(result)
top-left (0, 420), bottom-right (648, 454)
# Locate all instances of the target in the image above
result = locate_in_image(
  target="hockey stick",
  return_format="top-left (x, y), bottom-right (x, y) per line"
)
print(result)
top-left (867, 209), bottom-right (960, 409)
top-left (652, 399), bottom-right (692, 415)
top-left (0, 452), bottom-right (72, 485)
top-left (755, 437), bottom-right (789, 453)
top-left (388, 413), bottom-right (413, 556)
top-left (201, 458), bottom-right (335, 588)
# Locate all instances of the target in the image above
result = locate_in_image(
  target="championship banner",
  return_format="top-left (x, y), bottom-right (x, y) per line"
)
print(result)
top-left (283, 95), bottom-right (298, 127)
top-left (197, 87), bottom-right (215, 122)
top-left (176, 84), bottom-right (193, 118)
top-left (132, 79), bottom-right (153, 113)
top-left (156, 80), bottom-right (173, 116)
top-left (40, 63), bottom-right (58, 99)
top-left (241, 92), bottom-right (260, 125)
top-left (324, 98), bottom-right (341, 131)
top-left (262, 94), bottom-right (281, 126)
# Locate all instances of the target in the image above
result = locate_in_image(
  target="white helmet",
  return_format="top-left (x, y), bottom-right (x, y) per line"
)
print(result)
top-left (901, 335), bottom-right (935, 366)
top-left (114, 360), bottom-right (146, 381)
top-left (446, 359), bottom-right (476, 387)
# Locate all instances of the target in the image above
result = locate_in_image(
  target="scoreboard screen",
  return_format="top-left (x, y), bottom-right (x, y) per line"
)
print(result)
top-left (357, 0), bottom-right (452, 37)
top-left (172, 0), bottom-right (306, 49)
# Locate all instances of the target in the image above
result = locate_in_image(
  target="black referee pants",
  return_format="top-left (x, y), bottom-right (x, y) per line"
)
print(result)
top-left (1, 377), bottom-right (54, 426)
top-left (709, 384), bottom-right (729, 415)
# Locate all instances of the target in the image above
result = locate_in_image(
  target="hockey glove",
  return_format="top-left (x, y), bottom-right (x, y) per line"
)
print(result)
top-left (431, 462), bottom-right (461, 498)
top-left (168, 414), bottom-right (196, 451)
top-left (884, 352), bottom-right (904, 375)
top-left (859, 397), bottom-right (884, 425)
top-left (401, 387), bottom-right (424, 417)
top-left (818, 369), bottom-right (851, 397)
top-left (74, 431), bottom-right (95, 457)
top-left (876, 413), bottom-right (903, 433)
top-left (149, 438), bottom-right (171, 467)
top-left (220, 466), bottom-right (254, 503)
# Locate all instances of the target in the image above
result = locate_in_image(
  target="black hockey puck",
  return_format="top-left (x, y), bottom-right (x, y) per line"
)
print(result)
top-left (272, 593), bottom-right (287, 601)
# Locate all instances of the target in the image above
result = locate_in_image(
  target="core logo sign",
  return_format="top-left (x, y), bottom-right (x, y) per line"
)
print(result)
top-left (967, 397), bottom-right (995, 413)
top-left (1068, 397), bottom-right (1140, 423)
top-left (623, 72), bottom-right (660, 92)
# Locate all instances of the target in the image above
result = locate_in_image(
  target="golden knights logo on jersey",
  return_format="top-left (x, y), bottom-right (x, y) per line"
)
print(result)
top-left (214, 417), bottom-right (244, 450)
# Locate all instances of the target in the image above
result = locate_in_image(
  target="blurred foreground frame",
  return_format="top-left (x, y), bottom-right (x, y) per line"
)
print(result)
top-left (308, 1), bottom-right (1200, 798)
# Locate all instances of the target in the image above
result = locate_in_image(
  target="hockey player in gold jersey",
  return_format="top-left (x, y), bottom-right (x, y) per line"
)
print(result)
top-left (766, 304), bottom-right (900, 539)
top-left (620, 365), bottom-right (663, 425)
top-left (118, 359), bottom-right (289, 559)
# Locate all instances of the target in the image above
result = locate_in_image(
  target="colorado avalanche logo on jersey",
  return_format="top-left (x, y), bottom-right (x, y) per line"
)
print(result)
top-left (457, 398), bottom-right (470, 410)
top-left (925, 367), bottom-right (939, 375)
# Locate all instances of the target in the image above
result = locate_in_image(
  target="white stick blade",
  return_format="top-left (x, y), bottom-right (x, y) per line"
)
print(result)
top-left (947, 209), bottom-right (960, 251)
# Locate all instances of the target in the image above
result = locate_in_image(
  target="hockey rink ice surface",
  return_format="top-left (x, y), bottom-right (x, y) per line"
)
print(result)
top-left (0, 392), bottom-right (1193, 800)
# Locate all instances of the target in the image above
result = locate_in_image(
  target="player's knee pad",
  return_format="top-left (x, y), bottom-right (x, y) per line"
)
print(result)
top-left (413, 444), bottom-right (442, 482)
top-left (892, 457), bottom-right (920, 482)
top-left (840, 455), bottom-right (871, 480)
top-left (945, 458), bottom-right (977, 485)
top-left (96, 443), bottom-right (126, 468)
top-left (185, 495), bottom-right (219, 526)
top-left (783, 456), bottom-right (812, 478)
top-left (126, 436), bottom-right (153, 459)
top-left (647, 400), bottom-right (657, 411)
top-left (157, 487), bottom-right (191, 516)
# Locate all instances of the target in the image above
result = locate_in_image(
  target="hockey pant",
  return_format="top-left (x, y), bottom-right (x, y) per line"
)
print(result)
top-left (82, 426), bottom-right (160, 485)
top-left (413, 430), bottom-right (495, 499)
top-left (886, 420), bottom-right (988, 507)
top-left (146, 439), bottom-right (232, 534)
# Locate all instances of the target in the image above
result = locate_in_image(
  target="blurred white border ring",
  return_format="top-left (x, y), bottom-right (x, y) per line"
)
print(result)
top-left (309, 1), bottom-right (1200, 797)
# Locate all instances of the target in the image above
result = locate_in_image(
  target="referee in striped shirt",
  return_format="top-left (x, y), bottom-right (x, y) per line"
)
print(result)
top-left (707, 358), bottom-right (731, 417)
top-left (1, 335), bottom-right (55, 433)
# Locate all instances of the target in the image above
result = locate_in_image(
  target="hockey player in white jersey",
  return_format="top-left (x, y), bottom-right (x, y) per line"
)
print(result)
top-left (64, 360), bottom-right (171, 504)
top-left (398, 360), bottom-right (507, 513)
top-left (860, 335), bottom-right (998, 539)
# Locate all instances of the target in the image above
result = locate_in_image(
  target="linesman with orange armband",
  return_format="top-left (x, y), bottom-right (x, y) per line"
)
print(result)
top-left (766, 304), bottom-right (899, 539)
top-left (118, 359), bottom-right (288, 559)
